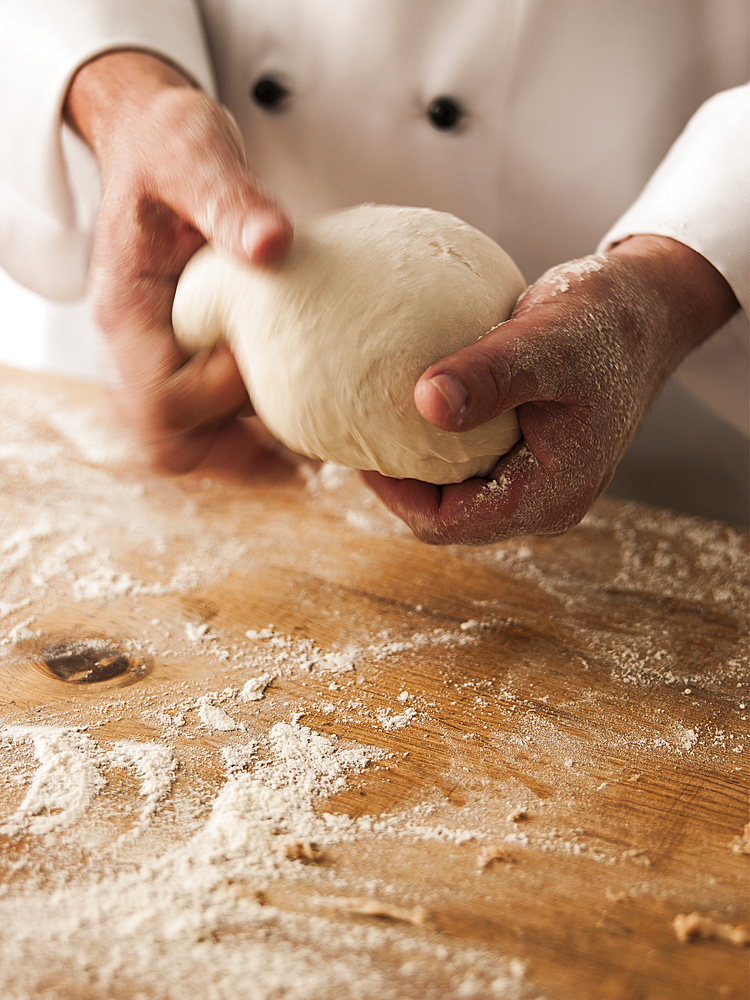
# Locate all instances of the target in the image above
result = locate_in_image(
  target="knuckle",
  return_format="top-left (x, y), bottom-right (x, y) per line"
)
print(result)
top-left (539, 491), bottom-right (594, 536)
top-left (474, 345), bottom-right (513, 412)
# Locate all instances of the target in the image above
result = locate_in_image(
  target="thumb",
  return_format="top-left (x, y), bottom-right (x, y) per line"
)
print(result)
top-left (414, 318), bottom-right (539, 433)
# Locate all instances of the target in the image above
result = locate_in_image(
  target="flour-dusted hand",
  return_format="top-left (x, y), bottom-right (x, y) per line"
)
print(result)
top-left (363, 236), bottom-right (739, 544)
top-left (64, 51), bottom-right (293, 473)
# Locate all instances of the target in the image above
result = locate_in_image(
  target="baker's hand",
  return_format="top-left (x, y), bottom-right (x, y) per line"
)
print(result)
top-left (64, 51), bottom-right (293, 472)
top-left (363, 236), bottom-right (738, 544)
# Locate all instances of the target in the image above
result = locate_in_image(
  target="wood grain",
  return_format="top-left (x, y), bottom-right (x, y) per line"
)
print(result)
top-left (0, 365), bottom-right (747, 1000)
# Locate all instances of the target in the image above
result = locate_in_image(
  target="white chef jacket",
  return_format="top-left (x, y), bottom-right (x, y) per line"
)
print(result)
top-left (0, 0), bottom-right (748, 432)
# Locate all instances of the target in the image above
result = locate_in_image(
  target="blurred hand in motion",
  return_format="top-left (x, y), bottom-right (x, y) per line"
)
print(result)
top-left (65, 51), bottom-right (293, 474)
top-left (364, 236), bottom-right (739, 544)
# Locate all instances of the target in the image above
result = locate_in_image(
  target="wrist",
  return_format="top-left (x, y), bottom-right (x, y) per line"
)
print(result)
top-left (608, 234), bottom-right (739, 353)
top-left (63, 50), bottom-right (196, 162)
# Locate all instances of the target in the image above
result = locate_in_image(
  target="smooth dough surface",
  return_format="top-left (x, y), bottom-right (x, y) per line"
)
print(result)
top-left (172, 204), bottom-right (526, 483)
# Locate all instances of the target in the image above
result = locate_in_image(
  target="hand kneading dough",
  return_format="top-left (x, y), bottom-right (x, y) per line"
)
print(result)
top-left (172, 204), bottom-right (526, 483)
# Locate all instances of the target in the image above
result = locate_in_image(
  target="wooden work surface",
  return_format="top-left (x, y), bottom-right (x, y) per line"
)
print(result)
top-left (0, 365), bottom-right (747, 1000)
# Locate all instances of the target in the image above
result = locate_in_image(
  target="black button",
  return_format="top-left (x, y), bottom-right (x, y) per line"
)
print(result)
top-left (427, 96), bottom-right (464, 131)
top-left (252, 76), bottom-right (290, 111)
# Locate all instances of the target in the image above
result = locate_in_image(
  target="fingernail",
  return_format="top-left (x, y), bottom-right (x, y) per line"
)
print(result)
top-left (429, 373), bottom-right (468, 418)
top-left (241, 210), bottom-right (291, 263)
top-left (241, 213), bottom-right (272, 257)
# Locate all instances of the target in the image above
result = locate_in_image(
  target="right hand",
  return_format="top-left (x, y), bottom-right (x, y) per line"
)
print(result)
top-left (64, 51), bottom-right (293, 473)
top-left (363, 236), bottom-right (739, 545)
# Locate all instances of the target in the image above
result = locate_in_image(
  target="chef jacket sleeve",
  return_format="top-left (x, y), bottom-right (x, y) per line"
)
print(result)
top-left (0, 0), bottom-right (216, 301)
top-left (599, 84), bottom-right (749, 433)
top-left (600, 83), bottom-right (749, 318)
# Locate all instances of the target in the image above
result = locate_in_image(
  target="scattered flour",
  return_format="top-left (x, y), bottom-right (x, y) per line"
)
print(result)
top-left (4, 721), bottom-right (535, 1000)
top-left (653, 725), bottom-right (699, 753)
top-left (239, 672), bottom-right (275, 702)
top-left (0, 726), bottom-right (106, 835)
top-left (536, 254), bottom-right (606, 295)
top-left (0, 379), bottom-right (746, 1000)
top-left (0, 704), bottom-right (539, 999)
top-left (312, 646), bottom-right (360, 674)
top-left (221, 741), bottom-right (259, 773)
top-left (197, 696), bottom-right (242, 732)
top-left (108, 740), bottom-right (178, 829)
top-left (185, 621), bottom-right (211, 642)
top-left (197, 722), bottom-right (377, 864)
top-left (0, 388), bottom-right (252, 631)
top-left (378, 707), bottom-right (418, 731)
top-left (1, 727), bottom-right (179, 838)
top-left (302, 462), bottom-right (352, 492)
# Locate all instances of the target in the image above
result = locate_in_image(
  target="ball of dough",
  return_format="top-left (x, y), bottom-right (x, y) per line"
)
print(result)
top-left (172, 204), bottom-right (526, 484)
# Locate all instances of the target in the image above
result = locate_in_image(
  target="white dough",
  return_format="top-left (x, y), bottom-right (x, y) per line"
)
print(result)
top-left (172, 204), bottom-right (526, 484)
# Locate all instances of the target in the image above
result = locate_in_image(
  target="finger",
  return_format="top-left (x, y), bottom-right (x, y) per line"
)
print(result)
top-left (183, 164), bottom-right (293, 266)
top-left (101, 325), bottom-right (252, 467)
top-left (236, 204), bottom-right (295, 266)
top-left (363, 439), bottom-right (596, 546)
top-left (413, 312), bottom-right (549, 434)
top-left (431, 445), bottom-right (596, 543)
top-left (361, 471), bottom-right (442, 538)
top-left (362, 470), bottom-right (505, 545)
top-left (91, 196), bottom-right (205, 333)
top-left (156, 101), bottom-right (294, 267)
top-left (159, 341), bottom-right (252, 433)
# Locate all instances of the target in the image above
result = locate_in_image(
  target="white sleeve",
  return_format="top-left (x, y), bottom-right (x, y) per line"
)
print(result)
top-left (600, 84), bottom-right (750, 317)
top-left (600, 84), bottom-right (749, 433)
top-left (0, 0), bottom-right (216, 301)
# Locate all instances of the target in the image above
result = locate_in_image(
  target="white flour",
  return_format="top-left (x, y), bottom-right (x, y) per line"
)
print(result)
top-left (535, 254), bottom-right (606, 295)
top-left (239, 672), bottom-right (275, 701)
top-left (377, 706), bottom-right (418, 731)
top-left (108, 739), bottom-right (178, 829)
top-left (0, 714), bottom-right (534, 999)
top-left (197, 722), bottom-right (376, 863)
top-left (0, 726), bottom-right (106, 835)
top-left (0, 380), bottom-right (746, 999)
top-left (197, 696), bottom-right (242, 732)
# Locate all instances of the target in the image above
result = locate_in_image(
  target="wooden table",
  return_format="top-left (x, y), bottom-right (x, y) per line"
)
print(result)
top-left (0, 365), bottom-right (747, 1000)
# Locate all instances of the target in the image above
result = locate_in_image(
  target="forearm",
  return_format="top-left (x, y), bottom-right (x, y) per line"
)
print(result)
top-left (64, 50), bottom-right (196, 162)
top-left (607, 234), bottom-right (740, 376)
top-left (0, 1), bottom-right (214, 299)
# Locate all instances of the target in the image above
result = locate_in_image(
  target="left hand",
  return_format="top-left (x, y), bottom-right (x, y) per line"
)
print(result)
top-left (363, 236), bottom-right (739, 544)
